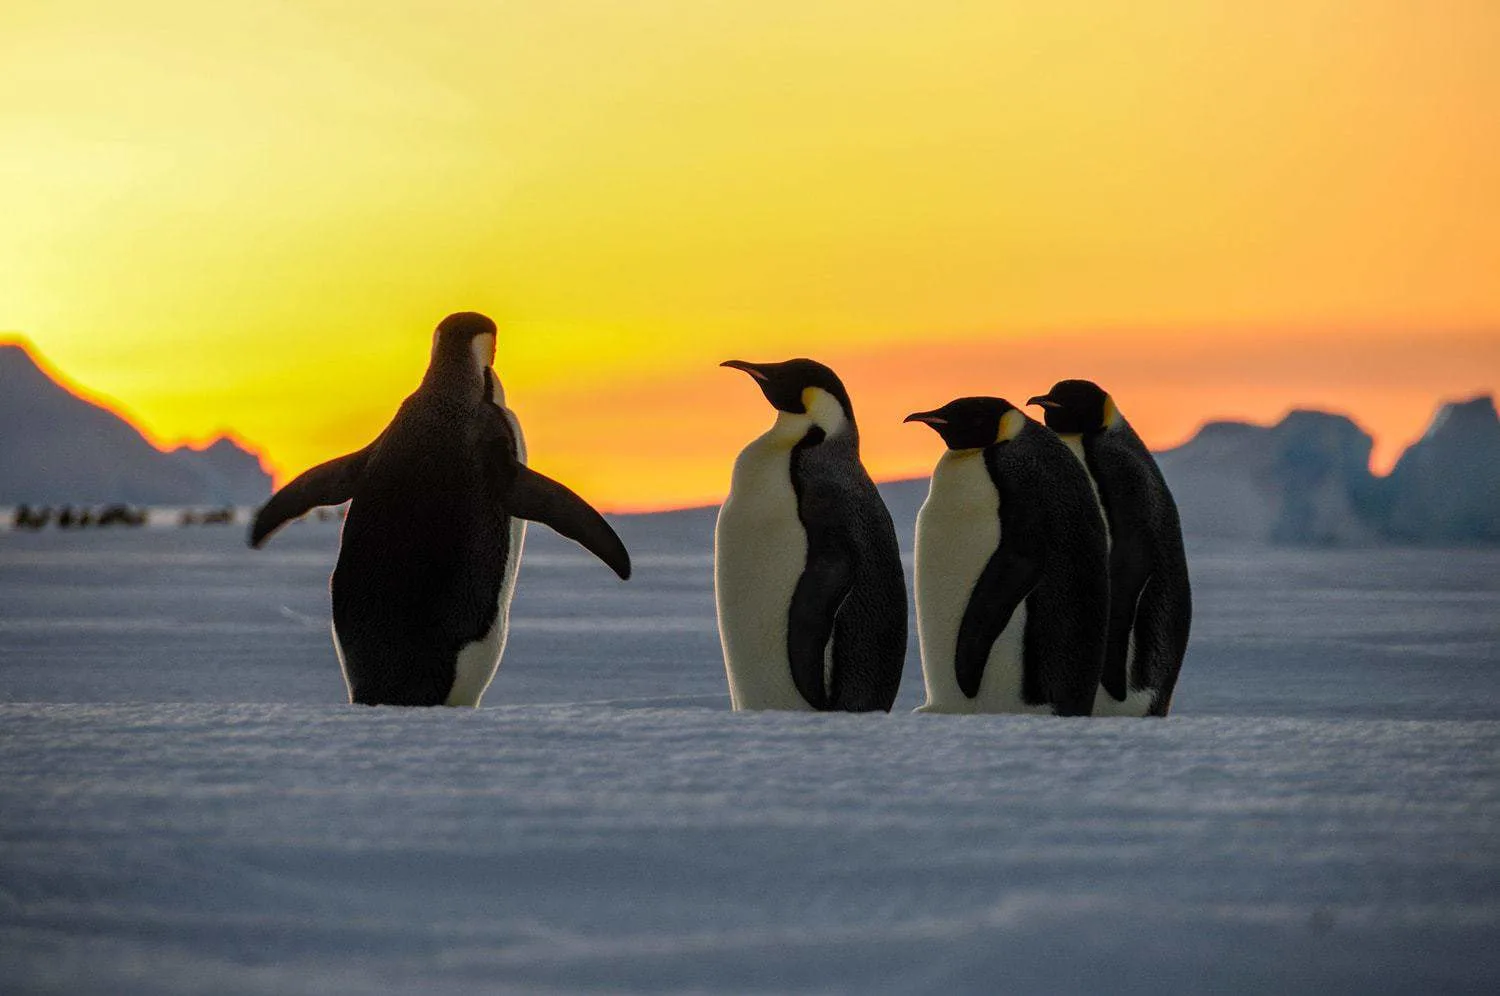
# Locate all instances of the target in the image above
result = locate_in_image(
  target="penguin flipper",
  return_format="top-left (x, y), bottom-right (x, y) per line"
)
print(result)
top-left (786, 547), bottom-right (854, 711)
top-left (507, 466), bottom-right (632, 580)
top-left (954, 544), bottom-right (1042, 700)
top-left (248, 448), bottom-right (370, 548)
top-left (1102, 529), bottom-right (1153, 701)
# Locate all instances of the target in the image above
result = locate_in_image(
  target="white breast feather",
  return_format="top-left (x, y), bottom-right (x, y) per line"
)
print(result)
top-left (913, 450), bottom-right (1048, 715)
top-left (445, 400), bottom-right (528, 707)
top-left (714, 414), bottom-right (816, 711)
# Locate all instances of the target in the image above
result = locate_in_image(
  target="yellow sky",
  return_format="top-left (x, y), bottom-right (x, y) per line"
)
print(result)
top-left (3, 1), bottom-right (1498, 509)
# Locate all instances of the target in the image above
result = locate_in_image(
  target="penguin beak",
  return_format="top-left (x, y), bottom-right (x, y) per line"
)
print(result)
top-left (1027, 394), bottom-right (1061, 410)
top-left (903, 411), bottom-right (947, 426)
top-left (720, 360), bottom-right (770, 382)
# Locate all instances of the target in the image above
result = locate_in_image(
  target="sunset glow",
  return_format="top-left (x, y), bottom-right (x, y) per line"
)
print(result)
top-left (3, 1), bottom-right (1497, 510)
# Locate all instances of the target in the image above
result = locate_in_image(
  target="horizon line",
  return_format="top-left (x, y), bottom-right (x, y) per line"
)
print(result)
top-left (5, 332), bottom-right (1496, 514)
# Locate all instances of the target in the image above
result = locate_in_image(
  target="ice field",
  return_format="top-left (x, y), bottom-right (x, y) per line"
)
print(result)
top-left (1, 511), bottom-right (1498, 993)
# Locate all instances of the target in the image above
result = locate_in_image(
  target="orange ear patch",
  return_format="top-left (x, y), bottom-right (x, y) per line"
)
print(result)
top-left (997, 409), bottom-right (1027, 443)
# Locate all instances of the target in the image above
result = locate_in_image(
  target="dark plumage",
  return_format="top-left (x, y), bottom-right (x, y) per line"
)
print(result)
top-left (717, 358), bottom-right (906, 712)
top-left (788, 408), bottom-right (908, 711)
top-left (250, 312), bottom-right (630, 706)
top-left (1030, 380), bottom-right (1191, 715)
top-left (907, 398), bottom-right (1109, 715)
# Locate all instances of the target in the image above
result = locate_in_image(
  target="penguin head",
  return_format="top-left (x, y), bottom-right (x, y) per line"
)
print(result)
top-left (721, 358), bottom-right (855, 438)
top-left (1027, 379), bottom-right (1120, 434)
top-left (430, 312), bottom-right (498, 387)
top-left (905, 397), bottom-right (1029, 450)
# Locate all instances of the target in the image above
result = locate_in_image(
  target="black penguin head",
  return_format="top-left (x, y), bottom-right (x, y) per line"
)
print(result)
top-left (905, 397), bottom-right (1028, 450)
top-left (432, 311), bottom-right (497, 370)
top-left (721, 358), bottom-right (856, 435)
top-left (1027, 379), bottom-right (1118, 434)
top-left (426, 312), bottom-right (498, 395)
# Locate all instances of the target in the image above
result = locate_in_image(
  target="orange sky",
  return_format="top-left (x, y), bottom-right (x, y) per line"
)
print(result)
top-left (3, 2), bottom-right (1498, 511)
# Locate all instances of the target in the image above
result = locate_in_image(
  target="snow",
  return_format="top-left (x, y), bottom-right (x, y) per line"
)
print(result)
top-left (2, 516), bottom-right (1499, 993)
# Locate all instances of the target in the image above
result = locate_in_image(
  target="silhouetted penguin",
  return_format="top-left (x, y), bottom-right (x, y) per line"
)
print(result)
top-left (12, 505), bottom-right (51, 530)
top-left (905, 398), bottom-right (1108, 715)
top-left (1029, 380), bottom-right (1191, 716)
top-left (715, 359), bottom-right (907, 711)
top-left (249, 312), bottom-right (631, 706)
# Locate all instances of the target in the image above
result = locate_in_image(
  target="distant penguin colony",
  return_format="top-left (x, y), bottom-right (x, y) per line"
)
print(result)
top-left (249, 312), bottom-right (631, 707)
top-left (715, 359), bottom-right (907, 711)
top-left (238, 311), bottom-right (1189, 714)
top-left (8, 504), bottom-right (147, 530)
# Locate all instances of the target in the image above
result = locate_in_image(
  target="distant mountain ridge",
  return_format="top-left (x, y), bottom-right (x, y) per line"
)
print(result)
top-left (0, 342), bottom-right (272, 506)
top-left (1382, 396), bottom-right (1500, 544)
top-left (1154, 395), bottom-right (1500, 546)
top-left (3, 340), bottom-right (1495, 544)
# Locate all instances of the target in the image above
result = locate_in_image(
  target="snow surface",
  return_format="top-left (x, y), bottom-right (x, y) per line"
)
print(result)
top-left (2, 516), bottom-right (1499, 993)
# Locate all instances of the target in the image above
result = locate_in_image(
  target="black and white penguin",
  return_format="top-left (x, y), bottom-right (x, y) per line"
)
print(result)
top-left (715, 359), bottom-right (907, 711)
top-left (1028, 380), bottom-right (1191, 716)
top-left (249, 312), bottom-right (631, 706)
top-left (905, 398), bottom-right (1109, 715)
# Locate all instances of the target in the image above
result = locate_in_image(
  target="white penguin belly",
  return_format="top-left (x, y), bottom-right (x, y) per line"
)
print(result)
top-left (1059, 434), bottom-right (1150, 715)
top-left (446, 406), bottom-right (528, 707)
top-left (714, 433), bottom-right (814, 712)
top-left (913, 450), bottom-right (1048, 715)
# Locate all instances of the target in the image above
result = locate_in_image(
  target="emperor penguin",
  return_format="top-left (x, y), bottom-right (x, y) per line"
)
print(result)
top-left (905, 398), bottom-right (1108, 715)
top-left (1028, 380), bottom-right (1191, 716)
top-left (248, 312), bottom-right (631, 706)
top-left (715, 358), bottom-right (907, 711)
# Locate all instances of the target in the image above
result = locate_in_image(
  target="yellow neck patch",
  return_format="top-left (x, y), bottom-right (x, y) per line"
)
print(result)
top-left (996, 408), bottom-right (1027, 443)
top-left (1103, 395), bottom-right (1121, 429)
top-left (768, 386), bottom-right (848, 447)
top-left (802, 387), bottom-right (849, 436)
